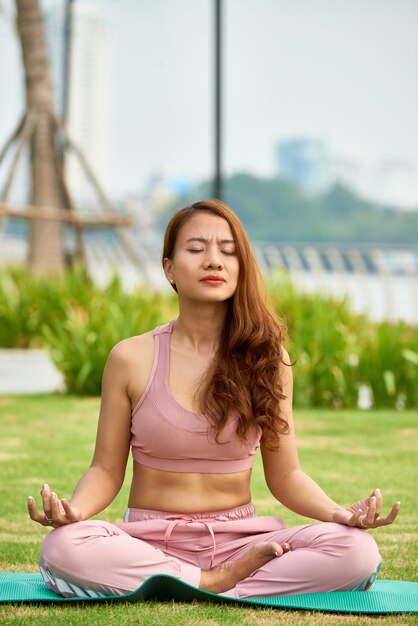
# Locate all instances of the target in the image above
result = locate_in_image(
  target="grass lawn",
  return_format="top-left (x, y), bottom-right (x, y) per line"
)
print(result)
top-left (0, 395), bottom-right (417, 625)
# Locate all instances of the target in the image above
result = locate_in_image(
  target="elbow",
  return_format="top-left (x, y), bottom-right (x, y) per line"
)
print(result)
top-left (266, 464), bottom-right (301, 500)
top-left (281, 464), bottom-right (301, 481)
top-left (90, 462), bottom-right (126, 491)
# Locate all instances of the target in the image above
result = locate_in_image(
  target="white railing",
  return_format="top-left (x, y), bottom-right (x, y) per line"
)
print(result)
top-left (1, 234), bottom-right (417, 324)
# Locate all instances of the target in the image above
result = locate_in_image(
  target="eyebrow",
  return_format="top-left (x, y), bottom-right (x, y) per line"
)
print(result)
top-left (185, 237), bottom-right (235, 245)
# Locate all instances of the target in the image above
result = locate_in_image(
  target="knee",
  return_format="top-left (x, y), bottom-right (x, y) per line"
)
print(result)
top-left (327, 524), bottom-right (382, 588)
top-left (40, 520), bottom-right (118, 573)
top-left (41, 522), bottom-right (84, 571)
top-left (348, 527), bottom-right (381, 578)
top-left (40, 521), bottom-right (123, 598)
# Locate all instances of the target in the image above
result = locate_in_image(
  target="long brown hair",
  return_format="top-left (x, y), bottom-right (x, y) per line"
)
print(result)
top-left (162, 199), bottom-right (289, 448)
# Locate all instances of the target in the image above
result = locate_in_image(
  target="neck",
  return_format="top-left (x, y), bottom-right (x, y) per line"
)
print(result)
top-left (173, 300), bottom-right (228, 353)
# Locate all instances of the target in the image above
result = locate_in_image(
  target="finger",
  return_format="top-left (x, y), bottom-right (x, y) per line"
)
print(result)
top-left (373, 488), bottom-right (382, 518)
top-left (348, 497), bottom-right (370, 518)
top-left (28, 496), bottom-right (49, 526)
top-left (40, 483), bottom-right (52, 518)
top-left (355, 507), bottom-right (374, 529)
top-left (61, 499), bottom-right (78, 521)
top-left (375, 501), bottom-right (401, 527)
top-left (365, 496), bottom-right (377, 525)
top-left (50, 492), bottom-right (62, 522)
top-left (347, 508), bottom-right (363, 527)
top-left (40, 482), bottom-right (51, 500)
top-left (27, 496), bottom-right (41, 521)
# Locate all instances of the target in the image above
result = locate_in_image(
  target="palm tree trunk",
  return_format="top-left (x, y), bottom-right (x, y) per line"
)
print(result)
top-left (16, 0), bottom-right (66, 274)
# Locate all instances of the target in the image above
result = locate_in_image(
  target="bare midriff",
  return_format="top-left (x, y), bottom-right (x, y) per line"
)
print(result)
top-left (128, 462), bottom-right (253, 513)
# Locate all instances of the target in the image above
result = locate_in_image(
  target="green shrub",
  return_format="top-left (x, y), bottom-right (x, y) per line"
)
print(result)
top-left (358, 321), bottom-right (418, 408)
top-left (0, 266), bottom-right (416, 407)
top-left (267, 270), bottom-right (418, 409)
top-left (0, 267), bottom-right (178, 394)
top-left (268, 271), bottom-right (366, 408)
top-left (41, 276), bottom-right (177, 395)
top-left (0, 265), bottom-right (96, 348)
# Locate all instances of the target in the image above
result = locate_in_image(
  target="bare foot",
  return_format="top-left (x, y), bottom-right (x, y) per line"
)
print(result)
top-left (199, 541), bottom-right (290, 594)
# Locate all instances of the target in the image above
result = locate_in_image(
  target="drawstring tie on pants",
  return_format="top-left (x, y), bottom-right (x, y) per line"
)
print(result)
top-left (164, 515), bottom-right (217, 568)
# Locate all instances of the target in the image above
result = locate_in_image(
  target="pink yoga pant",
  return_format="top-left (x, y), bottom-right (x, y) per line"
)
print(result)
top-left (40, 503), bottom-right (382, 599)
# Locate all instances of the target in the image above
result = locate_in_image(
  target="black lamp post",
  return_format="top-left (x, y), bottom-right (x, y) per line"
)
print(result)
top-left (214, 0), bottom-right (222, 200)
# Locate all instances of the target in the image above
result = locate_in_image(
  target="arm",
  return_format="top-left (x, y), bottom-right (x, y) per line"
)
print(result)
top-left (261, 352), bottom-right (342, 522)
top-left (69, 341), bottom-right (133, 518)
top-left (261, 349), bottom-right (400, 528)
top-left (28, 341), bottom-right (133, 526)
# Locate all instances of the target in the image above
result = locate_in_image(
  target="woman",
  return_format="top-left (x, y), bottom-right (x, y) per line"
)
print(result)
top-left (28, 199), bottom-right (399, 599)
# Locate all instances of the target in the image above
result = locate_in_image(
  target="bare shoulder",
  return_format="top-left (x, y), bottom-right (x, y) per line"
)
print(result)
top-left (279, 345), bottom-right (293, 395)
top-left (109, 329), bottom-right (155, 365)
top-left (281, 346), bottom-right (291, 364)
top-left (280, 346), bottom-right (293, 372)
top-left (105, 328), bottom-right (157, 409)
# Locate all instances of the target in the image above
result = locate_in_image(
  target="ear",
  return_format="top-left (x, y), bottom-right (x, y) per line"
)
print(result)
top-left (163, 257), bottom-right (174, 283)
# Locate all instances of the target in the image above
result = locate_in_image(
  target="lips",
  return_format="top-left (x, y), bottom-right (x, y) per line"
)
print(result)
top-left (200, 275), bottom-right (226, 284)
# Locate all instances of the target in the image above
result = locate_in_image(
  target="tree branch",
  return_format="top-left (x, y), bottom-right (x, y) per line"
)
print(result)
top-left (53, 115), bottom-right (115, 214)
top-left (0, 114), bottom-right (27, 167)
top-left (1, 110), bottom-right (38, 202)
top-left (0, 201), bottom-right (132, 227)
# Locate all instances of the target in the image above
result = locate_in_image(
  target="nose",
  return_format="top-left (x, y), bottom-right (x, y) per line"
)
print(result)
top-left (203, 246), bottom-right (223, 270)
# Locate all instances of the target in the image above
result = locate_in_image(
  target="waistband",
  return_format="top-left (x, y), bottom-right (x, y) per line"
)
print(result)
top-left (124, 501), bottom-right (256, 523)
top-left (124, 502), bottom-right (256, 568)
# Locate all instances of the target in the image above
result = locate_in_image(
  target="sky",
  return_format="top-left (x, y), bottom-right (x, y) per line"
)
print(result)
top-left (1, 0), bottom-right (418, 198)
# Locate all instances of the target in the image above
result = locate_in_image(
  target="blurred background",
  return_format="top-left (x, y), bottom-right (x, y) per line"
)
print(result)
top-left (0, 0), bottom-right (417, 406)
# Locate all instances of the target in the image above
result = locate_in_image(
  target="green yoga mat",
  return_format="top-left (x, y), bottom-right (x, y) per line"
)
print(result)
top-left (1, 573), bottom-right (417, 613)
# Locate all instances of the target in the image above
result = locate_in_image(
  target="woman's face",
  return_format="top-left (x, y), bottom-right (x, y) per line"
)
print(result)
top-left (164, 212), bottom-right (240, 302)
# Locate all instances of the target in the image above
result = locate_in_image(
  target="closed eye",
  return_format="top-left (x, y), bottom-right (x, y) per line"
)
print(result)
top-left (187, 248), bottom-right (236, 255)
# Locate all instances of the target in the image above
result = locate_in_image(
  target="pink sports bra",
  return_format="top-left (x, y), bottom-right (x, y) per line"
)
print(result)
top-left (130, 321), bottom-right (261, 473)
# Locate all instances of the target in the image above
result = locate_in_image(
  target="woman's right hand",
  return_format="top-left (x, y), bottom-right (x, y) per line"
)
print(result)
top-left (28, 483), bottom-right (82, 528)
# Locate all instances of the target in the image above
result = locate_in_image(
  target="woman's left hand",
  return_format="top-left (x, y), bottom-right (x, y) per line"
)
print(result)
top-left (332, 488), bottom-right (400, 530)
